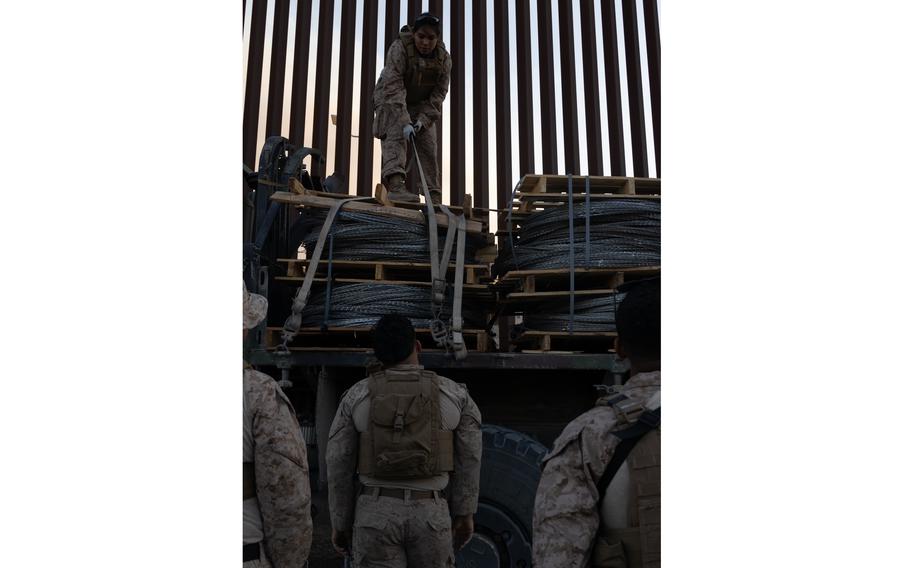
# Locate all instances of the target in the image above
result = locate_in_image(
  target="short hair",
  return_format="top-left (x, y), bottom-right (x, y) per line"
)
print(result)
top-left (616, 277), bottom-right (660, 361)
top-left (373, 314), bottom-right (417, 366)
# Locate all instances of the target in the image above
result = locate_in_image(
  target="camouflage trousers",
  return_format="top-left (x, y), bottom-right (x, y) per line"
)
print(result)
top-left (380, 108), bottom-right (440, 194)
top-left (352, 492), bottom-right (455, 568)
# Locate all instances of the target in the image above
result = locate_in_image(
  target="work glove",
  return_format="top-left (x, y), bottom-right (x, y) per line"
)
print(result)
top-left (413, 119), bottom-right (424, 134)
top-left (403, 123), bottom-right (416, 139)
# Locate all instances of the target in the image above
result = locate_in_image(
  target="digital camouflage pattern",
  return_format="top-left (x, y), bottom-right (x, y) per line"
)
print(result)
top-left (244, 366), bottom-right (313, 568)
top-left (373, 26), bottom-right (452, 191)
top-left (326, 365), bottom-right (481, 561)
top-left (532, 372), bottom-right (661, 568)
top-left (244, 282), bottom-right (268, 330)
top-left (352, 493), bottom-right (455, 568)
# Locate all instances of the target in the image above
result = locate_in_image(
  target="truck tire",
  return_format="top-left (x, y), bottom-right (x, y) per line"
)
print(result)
top-left (456, 424), bottom-right (548, 568)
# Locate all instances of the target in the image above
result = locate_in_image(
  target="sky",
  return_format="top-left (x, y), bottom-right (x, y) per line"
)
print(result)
top-left (243, 0), bottom-right (660, 230)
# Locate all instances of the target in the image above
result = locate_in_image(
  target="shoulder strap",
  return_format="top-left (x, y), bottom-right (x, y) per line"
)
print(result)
top-left (597, 407), bottom-right (661, 503)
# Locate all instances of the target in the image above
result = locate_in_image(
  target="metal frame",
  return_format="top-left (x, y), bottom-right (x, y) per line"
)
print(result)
top-left (248, 349), bottom-right (621, 371)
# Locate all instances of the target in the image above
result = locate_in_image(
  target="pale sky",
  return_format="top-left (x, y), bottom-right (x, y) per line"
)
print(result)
top-left (243, 0), bottom-right (659, 232)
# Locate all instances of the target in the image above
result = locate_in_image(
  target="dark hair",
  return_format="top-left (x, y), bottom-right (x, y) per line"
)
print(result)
top-left (414, 12), bottom-right (441, 33)
top-left (373, 314), bottom-right (417, 366)
top-left (616, 277), bottom-right (660, 361)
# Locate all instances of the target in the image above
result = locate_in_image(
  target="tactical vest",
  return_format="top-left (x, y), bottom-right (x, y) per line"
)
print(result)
top-left (357, 368), bottom-right (454, 479)
top-left (398, 25), bottom-right (447, 105)
top-left (592, 395), bottom-right (661, 568)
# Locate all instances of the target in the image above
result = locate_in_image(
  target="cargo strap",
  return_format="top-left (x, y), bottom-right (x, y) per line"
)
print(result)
top-left (596, 406), bottom-right (661, 503)
top-left (243, 461), bottom-right (256, 500)
top-left (278, 195), bottom-right (373, 352)
top-left (408, 132), bottom-right (467, 360)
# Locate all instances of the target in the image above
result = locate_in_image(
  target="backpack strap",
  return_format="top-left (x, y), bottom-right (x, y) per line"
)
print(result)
top-left (597, 407), bottom-right (661, 503)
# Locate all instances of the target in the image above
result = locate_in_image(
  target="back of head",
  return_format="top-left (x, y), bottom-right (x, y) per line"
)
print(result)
top-left (373, 314), bottom-right (416, 367)
top-left (616, 277), bottom-right (660, 362)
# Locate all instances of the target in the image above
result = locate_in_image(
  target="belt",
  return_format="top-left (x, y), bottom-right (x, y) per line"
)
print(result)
top-left (243, 542), bottom-right (260, 562)
top-left (365, 486), bottom-right (440, 500)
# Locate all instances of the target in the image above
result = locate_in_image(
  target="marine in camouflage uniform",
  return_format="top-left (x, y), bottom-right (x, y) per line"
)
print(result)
top-left (326, 315), bottom-right (482, 567)
top-left (243, 283), bottom-right (313, 567)
top-left (373, 13), bottom-right (452, 203)
top-left (533, 279), bottom-right (661, 568)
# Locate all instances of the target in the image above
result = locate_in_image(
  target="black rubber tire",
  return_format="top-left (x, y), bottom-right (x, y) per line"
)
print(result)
top-left (478, 424), bottom-right (548, 537)
top-left (456, 425), bottom-right (548, 567)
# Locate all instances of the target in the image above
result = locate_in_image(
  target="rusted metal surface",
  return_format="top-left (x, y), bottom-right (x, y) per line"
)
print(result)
top-left (515, 0), bottom-right (535, 176)
top-left (384, 0), bottom-right (400, 53)
top-left (471, 0), bottom-right (489, 209)
top-left (242, 0), bottom-right (268, 168)
top-left (311, 0), bottom-right (335, 161)
top-left (249, 349), bottom-right (620, 370)
top-left (493, 0), bottom-right (511, 210)
top-left (557, 0), bottom-right (580, 175)
top-left (430, 0), bottom-right (444, 186)
top-left (601, 0), bottom-right (626, 175)
top-left (288, 0), bottom-right (313, 146)
top-left (621, 0), bottom-right (648, 177)
top-left (449, 0), bottom-right (465, 206)
top-left (333, 0), bottom-right (357, 188)
top-left (580, 0), bottom-right (604, 175)
top-left (643, 0), bottom-right (660, 177)
top-left (537, 0), bottom-right (558, 173)
top-left (356, 0), bottom-right (379, 197)
top-left (265, 0), bottom-right (291, 137)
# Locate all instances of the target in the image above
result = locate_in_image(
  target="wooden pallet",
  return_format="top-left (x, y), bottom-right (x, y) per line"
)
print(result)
top-left (510, 330), bottom-right (617, 353)
top-left (280, 258), bottom-right (493, 285)
top-left (265, 326), bottom-right (492, 353)
top-left (512, 175), bottom-right (660, 213)
top-left (496, 266), bottom-right (660, 295)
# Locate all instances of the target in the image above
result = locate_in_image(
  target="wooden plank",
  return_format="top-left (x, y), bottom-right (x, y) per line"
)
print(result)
top-left (520, 330), bottom-right (617, 338)
top-left (269, 191), bottom-right (484, 233)
top-left (268, 326), bottom-right (488, 334)
top-left (499, 266), bottom-right (660, 281)
top-left (275, 276), bottom-right (491, 290)
top-left (505, 289), bottom-right (617, 301)
top-left (515, 193), bottom-right (661, 202)
top-left (289, 178), bottom-right (307, 195)
top-left (278, 258), bottom-right (491, 270)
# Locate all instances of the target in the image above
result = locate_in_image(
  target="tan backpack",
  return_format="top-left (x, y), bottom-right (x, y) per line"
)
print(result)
top-left (357, 369), bottom-right (454, 479)
top-left (592, 395), bottom-right (661, 568)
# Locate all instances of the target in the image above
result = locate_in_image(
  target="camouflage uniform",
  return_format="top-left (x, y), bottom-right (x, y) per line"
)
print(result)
top-left (532, 371), bottom-right (660, 568)
top-left (373, 25), bottom-right (452, 194)
top-left (243, 282), bottom-right (312, 567)
top-left (326, 364), bottom-right (482, 567)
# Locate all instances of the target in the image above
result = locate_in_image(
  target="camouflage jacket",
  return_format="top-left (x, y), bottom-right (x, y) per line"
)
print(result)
top-left (326, 364), bottom-right (482, 532)
top-left (372, 29), bottom-right (452, 139)
top-left (244, 365), bottom-right (313, 567)
top-left (532, 371), bottom-right (661, 567)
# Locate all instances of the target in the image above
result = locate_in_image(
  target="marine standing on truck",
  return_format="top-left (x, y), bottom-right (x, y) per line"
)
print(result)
top-left (326, 314), bottom-right (482, 567)
top-left (373, 12), bottom-right (451, 205)
top-left (532, 278), bottom-right (661, 568)
top-left (243, 282), bottom-right (313, 567)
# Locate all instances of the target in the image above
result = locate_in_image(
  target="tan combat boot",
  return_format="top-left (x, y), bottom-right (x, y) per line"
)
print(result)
top-left (384, 173), bottom-right (419, 203)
